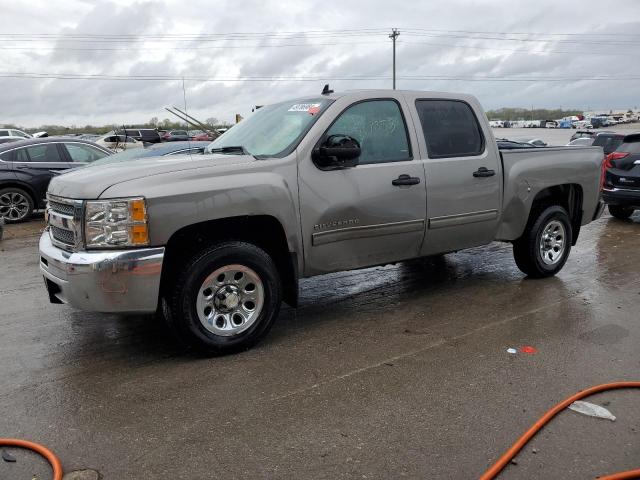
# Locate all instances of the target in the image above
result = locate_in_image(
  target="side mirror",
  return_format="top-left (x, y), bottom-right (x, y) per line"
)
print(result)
top-left (313, 134), bottom-right (361, 169)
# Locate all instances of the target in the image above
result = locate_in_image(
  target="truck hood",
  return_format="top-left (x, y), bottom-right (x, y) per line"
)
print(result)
top-left (48, 154), bottom-right (255, 199)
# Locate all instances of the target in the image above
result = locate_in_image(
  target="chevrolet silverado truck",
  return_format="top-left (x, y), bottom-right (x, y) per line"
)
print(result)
top-left (40, 90), bottom-right (605, 354)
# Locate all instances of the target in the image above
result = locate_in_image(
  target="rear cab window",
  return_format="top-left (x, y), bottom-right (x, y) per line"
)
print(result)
top-left (414, 100), bottom-right (485, 158)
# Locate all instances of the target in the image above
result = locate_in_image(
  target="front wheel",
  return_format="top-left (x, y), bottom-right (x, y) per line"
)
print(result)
top-left (513, 205), bottom-right (573, 278)
top-left (608, 205), bottom-right (635, 220)
top-left (167, 241), bottom-right (282, 355)
top-left (0, 187), bottom-right (34, 223)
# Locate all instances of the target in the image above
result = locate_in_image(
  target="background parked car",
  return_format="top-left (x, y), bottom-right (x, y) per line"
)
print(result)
top-left (567, 138), bottom-right (595, 146)
top-left (495, 138), bottom-right (537, 150)
top-left (570, 130), bottom-right (598, 142)
top-left (514, 137), bottom-right (548, 147)
top-left (116, 128), bottom-right (162, 144)
top-left (192, 132), bottom-right (215, 141)
top-left (0, 138), bottom-right (21, 145)
top-left (0, 138), bottom-right (111, 222)
top-left (593, 132), bottom-right (626, 155)
top-left (162, 130), bottom-right (190, 141)
top-left (88, 141), bottom-right (212, 167)
top-left (95, 133), bottom-right (144, 152)
top-left (0, 129), bottom-right (32, 139)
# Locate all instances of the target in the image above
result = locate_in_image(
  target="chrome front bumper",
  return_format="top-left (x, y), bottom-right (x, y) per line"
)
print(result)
top-left (39, 231), bottom-right (165, 313)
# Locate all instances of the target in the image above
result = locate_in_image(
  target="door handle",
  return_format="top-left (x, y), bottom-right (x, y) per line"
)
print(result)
top-left (15, 165), bottom-right (29, 169)
top-left (392, 174), bottom-right (421, 186)
top-left (473, 167), bottom-right (495, 178)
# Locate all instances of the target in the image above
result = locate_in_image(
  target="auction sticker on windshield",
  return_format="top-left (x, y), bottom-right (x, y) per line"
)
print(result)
top-left (289, 103), bottom-right (322, 114)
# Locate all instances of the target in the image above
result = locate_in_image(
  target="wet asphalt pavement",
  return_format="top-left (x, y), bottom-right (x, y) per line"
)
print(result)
top-left (0, 212), bottom-right (639, 479)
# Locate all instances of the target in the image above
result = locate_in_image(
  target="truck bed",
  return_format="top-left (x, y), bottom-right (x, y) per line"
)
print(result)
top-left (496, 146), bottom-right (604, 241)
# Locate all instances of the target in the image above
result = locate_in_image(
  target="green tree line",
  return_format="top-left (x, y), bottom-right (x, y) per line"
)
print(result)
top-left (2, 117), bottom-right (232, 136)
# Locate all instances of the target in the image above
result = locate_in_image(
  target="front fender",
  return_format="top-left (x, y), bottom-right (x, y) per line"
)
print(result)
top-left (99, 161), bottom-right (301, 256)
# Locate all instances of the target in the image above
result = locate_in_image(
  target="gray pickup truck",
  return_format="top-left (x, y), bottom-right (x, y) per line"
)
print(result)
top-left (40, 90), bottom-right (605, 354)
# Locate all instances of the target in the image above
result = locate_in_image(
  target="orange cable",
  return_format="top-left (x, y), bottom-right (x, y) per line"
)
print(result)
top-left (479, 381), bottom-right (640, 480)
top-left (0, 438), bottom-right (63, 480)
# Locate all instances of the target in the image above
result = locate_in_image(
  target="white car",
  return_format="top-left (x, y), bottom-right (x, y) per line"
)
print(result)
top-left (95, 133), bottom-right (143, 152)
top-left (0, 128), bottom-right (32, 139)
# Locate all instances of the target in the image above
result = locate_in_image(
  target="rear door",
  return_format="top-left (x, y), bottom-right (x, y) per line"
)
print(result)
top-left (406, 96), bottom-right (502, 255)
top-left (12, 143), bottom-right (71, 206)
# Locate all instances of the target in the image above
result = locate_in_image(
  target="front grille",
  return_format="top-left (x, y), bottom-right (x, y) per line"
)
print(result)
top-left (47, 195), bottom-right (82, 250)
top-left (51, 225), bottom-right (75, 245)
top-left (49, 200), bottom-right (75, 216)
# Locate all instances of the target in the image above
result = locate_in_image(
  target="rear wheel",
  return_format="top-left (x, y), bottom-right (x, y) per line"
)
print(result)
top-left (0, 187), bottom-right (34, 223)
top-left (608, 205), bottom-right (634, 220)
top-left (167, 241), bottom-right (282, 355)
top-left (513, 205), bottom-right (573, 278)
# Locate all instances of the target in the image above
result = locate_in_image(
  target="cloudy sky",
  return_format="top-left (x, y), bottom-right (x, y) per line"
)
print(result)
top-left (1, 0), bottom-right (639, 127)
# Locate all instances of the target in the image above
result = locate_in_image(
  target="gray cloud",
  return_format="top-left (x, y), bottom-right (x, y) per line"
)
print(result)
top-left (1, 0), bottom-right (640, 127)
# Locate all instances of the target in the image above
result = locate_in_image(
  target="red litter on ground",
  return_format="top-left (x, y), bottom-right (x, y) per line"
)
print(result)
top-left (520, 346), bottom-right (538, 354)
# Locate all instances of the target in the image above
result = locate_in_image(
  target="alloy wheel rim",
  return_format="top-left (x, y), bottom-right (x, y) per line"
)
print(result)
top-left (0, 192), bottom-right (29, 221)
top-left (539, 220), bottom-right (566, 265)
top-left (196, 264), bottom-right (265, 336)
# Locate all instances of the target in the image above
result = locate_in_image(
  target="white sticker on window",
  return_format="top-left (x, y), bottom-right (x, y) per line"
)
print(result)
top-left (288, 103), bottom-right (321, 113)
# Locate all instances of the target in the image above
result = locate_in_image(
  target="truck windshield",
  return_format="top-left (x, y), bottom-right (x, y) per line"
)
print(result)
top-left (208, 98), bottom-right (331, 158)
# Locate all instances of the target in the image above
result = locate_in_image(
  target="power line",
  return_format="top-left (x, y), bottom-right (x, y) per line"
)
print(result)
top-left (398, 40), bottom-right (630, 56)
top-left (404, 27), bottom-right (640, 37)
top-left (1, 72), bottom-right (639, 82)
top-left (0, 41), bottom-right (391, 51)
top-left (402, 31), bottom-right (640, 46)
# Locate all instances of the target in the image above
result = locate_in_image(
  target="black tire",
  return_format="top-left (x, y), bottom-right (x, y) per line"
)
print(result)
top-left (166, 241), bottom-right (282, 355)
top-left (513, 205), bottom-right (573, 278)
top-left (0, 187), bottom-right (34, 223)
top-left (608, 205), bottom-right (635, 220)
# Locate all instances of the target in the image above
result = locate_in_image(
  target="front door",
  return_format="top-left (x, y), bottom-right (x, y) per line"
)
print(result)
top-left (407, 97), bottom-right (502, 255)
top-left (298, 97), bottom-right (427, 276)
top-left (12, 143), bottom-right (71, 206)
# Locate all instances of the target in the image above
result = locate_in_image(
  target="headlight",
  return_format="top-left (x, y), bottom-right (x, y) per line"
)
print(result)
top-left (84, 197), bottom-right (149, 248)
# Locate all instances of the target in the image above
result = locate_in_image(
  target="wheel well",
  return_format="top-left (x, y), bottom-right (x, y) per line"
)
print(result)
top-left (530, 184), bottom-right (583, 245)
top-left (160, 215), bottom-right (298, 307)
top-left (0, 182), bottom-right (37, 206)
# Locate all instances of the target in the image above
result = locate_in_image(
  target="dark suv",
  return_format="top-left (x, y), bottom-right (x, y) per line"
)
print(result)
top-left (116, 128), bottom-right (162, 144)
top-left (602, 133), bottom-right (640, 219)
top-left (0, 138), bottom-right (111, 222)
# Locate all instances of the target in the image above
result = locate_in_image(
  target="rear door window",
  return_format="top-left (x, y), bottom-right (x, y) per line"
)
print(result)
top-left (415, 100), bottom-right (485, 158)
top-left (64, 143), bottom-right (110, 163)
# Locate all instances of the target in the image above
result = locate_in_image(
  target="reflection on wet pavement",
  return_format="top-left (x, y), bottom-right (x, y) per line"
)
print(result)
top-left (0, 212), bottom-right (639, 479)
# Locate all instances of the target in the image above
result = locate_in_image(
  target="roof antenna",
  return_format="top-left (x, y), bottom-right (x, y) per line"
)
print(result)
top-left (321, 84), bottom-right (333, 95)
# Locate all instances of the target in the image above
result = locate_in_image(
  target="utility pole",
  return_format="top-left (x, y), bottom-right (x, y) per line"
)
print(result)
top-left (389, 28), bottom-right (400, 90)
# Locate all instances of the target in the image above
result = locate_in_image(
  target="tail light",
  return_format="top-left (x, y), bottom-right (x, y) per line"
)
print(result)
top-left (601, 152), bottom-right (630, 190)
top-left (608, 152), bottom-right (630, 167)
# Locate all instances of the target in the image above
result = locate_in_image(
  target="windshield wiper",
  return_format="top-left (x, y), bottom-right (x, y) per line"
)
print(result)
top-left (210, 145), bottom-right (249, 155)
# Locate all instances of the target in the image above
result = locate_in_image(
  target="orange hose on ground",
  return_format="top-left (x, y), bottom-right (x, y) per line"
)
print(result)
top-left (0, 438), bottom-right (63, 480)
top-left (479, 381), bottom-right (640, 480)
top-left (598, 470), bottom-right (640, 480)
